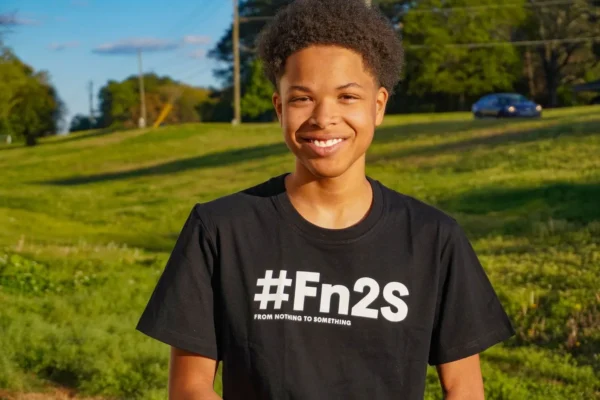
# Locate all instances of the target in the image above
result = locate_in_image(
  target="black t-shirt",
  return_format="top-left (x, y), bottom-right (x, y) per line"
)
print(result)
top-left (136, 174), bottom-right (514, 400)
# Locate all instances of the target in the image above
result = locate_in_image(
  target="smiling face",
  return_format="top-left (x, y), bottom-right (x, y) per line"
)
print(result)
top-left (273, 45), bottom-right (389, 179)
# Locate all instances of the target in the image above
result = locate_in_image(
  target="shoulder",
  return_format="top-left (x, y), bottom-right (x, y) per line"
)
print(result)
top-left (376, 180), bottom-right (460, 238)
top-left (190, 175), bottom-right (285, 232)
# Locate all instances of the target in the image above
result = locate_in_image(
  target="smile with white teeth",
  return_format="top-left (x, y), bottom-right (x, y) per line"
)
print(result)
top-left (308, 138), bottom-right (344, 148)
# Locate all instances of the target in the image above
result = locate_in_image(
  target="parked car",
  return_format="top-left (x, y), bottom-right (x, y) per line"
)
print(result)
top-left (472, 93), bottom-right (542, 119)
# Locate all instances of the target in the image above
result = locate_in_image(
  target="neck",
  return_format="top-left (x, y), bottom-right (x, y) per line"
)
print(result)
top-left (284, 158), bottom-right (373, 229)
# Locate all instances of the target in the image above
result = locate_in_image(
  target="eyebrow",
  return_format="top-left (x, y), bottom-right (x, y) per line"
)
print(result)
top-left (336, 82), bottom-right (363, 90)
top-left (289, 85), bottom-right (312, 93)
top-left (288, 82), bottom-right (363, 92)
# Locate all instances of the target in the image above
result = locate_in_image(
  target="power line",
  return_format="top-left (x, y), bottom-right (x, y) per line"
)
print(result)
top-left (238, 0), bottom-right (583, 23)
top-left (408, 36), bottom-right (600, 49)
top-left (160, 0), bottom-right (216, 40)
top-left (398, 0), bottom-right (580, 15)
top-left (149, 1), bottom-right (224, 74)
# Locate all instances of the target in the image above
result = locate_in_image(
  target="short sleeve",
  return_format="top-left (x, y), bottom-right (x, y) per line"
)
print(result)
top-left (428, 222), bottom-right (514, 365)
top-left (136, 205), bottom-right (221, 360)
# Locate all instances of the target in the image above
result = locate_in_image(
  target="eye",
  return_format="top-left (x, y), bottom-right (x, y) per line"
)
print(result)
top-left (290, 96), bottom-right (311, 103)
top-left (340, 94), bottom-right (359, 102)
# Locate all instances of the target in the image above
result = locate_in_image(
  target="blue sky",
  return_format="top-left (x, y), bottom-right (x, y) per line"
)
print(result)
top-left (2, 0), bottom-right (232, 130)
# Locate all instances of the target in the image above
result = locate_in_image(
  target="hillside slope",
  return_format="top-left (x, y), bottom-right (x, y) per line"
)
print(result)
top-left (1, 107), bottom-right (599, 399)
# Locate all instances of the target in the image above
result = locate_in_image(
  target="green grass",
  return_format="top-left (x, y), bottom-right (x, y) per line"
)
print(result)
top-left (1, 106), bottom-right (599, 399)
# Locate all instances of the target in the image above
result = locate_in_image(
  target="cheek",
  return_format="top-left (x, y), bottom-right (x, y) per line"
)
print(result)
top-left (282, 107), bottom-right (309, 140)
top-left (345, 103), bottom-right (377, 133)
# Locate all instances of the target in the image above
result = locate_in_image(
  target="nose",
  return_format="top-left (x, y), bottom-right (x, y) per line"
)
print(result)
top-left (308, 98), bottom-right (339, 129)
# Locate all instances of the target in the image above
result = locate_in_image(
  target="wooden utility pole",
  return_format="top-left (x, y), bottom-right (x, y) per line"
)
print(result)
top-left (88, 81), bottom-right (95, 126)
top-left (137, 49), bottom-right (147, 128)
top-left (232, 0), bottom-right (241, 125)
top-left (525, 47), bottom-right (536, 97)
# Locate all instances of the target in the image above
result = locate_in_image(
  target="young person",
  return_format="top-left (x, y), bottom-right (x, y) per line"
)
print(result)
top-left (136, 0), bottom-right (515, 398)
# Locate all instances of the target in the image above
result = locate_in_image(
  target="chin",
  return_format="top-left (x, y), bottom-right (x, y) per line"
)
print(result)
top-left (301, 158), bottom-right (353, 179)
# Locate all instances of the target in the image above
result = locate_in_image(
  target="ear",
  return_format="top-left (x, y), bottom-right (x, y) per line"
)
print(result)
top-left (272, 92), bottom-right (283, 126)
top-left (375, 87), bottom-right (389, 127)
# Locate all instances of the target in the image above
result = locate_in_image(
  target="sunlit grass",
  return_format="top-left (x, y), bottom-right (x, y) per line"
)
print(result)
top-left (1, 105), bottom-right (599, 398)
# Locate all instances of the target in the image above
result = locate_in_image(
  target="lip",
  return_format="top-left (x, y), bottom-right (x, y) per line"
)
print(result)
top-left (300, 137), bottom-right (348, 157)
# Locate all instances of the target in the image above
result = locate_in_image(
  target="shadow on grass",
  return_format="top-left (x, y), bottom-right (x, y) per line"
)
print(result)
top-left (434, 182), bottom-right (600, 239)
top-left (370, 117), bottom-right (599, 162)
top-left (0, 129), bottom-right (117, 152)
top-left (42, 142), bottom-right (288, 186)
top-left (40, 129), bottom-right (118, 146)
top-left (374, 115), bottom-right (565, 144)
top-left (439, 182), bottom-right (600, 222)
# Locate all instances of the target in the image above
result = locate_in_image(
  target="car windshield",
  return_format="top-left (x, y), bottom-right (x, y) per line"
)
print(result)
top-left (498, 94), bottom-right (528, 105)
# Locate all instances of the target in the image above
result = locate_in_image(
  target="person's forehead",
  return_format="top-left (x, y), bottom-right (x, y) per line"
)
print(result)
top-left (281, 45), bottom-right (374, 86)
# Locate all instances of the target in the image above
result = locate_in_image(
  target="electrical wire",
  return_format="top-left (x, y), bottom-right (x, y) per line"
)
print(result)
top-left (407, 36), bottom-right (600, 49)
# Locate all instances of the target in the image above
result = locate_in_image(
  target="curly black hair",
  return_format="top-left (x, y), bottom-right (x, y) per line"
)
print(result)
top-left (256, 0), bottom-right (403, 94)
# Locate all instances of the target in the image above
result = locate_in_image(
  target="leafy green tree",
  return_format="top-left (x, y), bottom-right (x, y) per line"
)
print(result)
top-left (0, 46), bottom-right (64, 145)
top-left (402, 0), bottom-right (526, 109)
top-left (517, 0), bottom-right (600, 107)
top-left (97, 74), bottom-right (211, 128)
top-left (208, 0), bottom-right (294, 85)
top-left (98, 80), bottom-right (138, 128)
top-left (69, 114), bottom-right (97, 132)
top-left (241, 59), bottom-right (275, 120)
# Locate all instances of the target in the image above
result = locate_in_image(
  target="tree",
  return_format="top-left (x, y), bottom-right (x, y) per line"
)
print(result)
top-left (208, 0), bottom-right (294, 85)
top-left (241, 59), bottom-right (275, 120)
top-left (401, 0), bottom-right (526, 110)
top-left (518, 0), bottom-right (600, 107)
top-left (98, 80), bottom-right (138, 128)
top-left (69, 114), bottom-right (96, 132)
top-left (97, 74), bottom-right (211, 128)
top-left (0, 46), bottom-right (64, 145)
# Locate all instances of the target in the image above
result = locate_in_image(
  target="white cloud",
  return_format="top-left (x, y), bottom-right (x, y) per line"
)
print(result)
top-left (49, 41), bottom-right (80, 51)
top-left (188, 49), bottom-right (206, 59)
top-left (183, 35), bottom-right (211, 45)
top-left (93, 38), bottom-right (180, 55)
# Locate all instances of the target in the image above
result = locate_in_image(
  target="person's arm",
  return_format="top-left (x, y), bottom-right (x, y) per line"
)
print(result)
top-left (136, 205), bottom-right (223, 399)
top-left (436, 354), bottom-right (484, 400)
top-left (428, 222), bottom-right (514, 397)
top-left (169, 347), bottom-right (221, 400)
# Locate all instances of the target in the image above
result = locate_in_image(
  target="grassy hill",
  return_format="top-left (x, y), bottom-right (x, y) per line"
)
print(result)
top-left (1, 107), bottom-right (599, 399)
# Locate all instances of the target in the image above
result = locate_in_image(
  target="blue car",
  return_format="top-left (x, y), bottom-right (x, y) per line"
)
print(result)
top-left (472, 93), bottom-right (542, 119)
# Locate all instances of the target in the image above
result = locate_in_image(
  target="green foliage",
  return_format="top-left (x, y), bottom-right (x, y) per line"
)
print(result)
top-left (403, 0), bottom-right (525, 102)
top-left (0, 46), bottom-right (64, 145)
top-left (241, 59), bottom-right (275, 120)
top-left (69, 114), bottom-right (98, 133)
top-left (0, 107), bottom-right (599, 398)
top-left (207, 0), bottom-right (600, 114)
top-left (96, 74), bottom-right (211, 130)
top-left (516, 0), bottom-right (600, 106)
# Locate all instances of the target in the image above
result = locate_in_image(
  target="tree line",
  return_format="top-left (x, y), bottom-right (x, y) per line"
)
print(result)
top-left (70, 74), bottom-right (214, 132)
top-left (210, 0), bottom-right (600, 120)
top-left (2, 0), bottom-right (599, 145)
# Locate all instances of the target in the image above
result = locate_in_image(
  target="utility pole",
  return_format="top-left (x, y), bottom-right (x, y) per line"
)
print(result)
top-left (525, 47), bottom-right (536, 97)
top-left (232, 0), bottom-right (241, 125)
top-left (88, 81), bottom-right (95, 126)
top-left (137, 49), bottom-right (147, 128)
